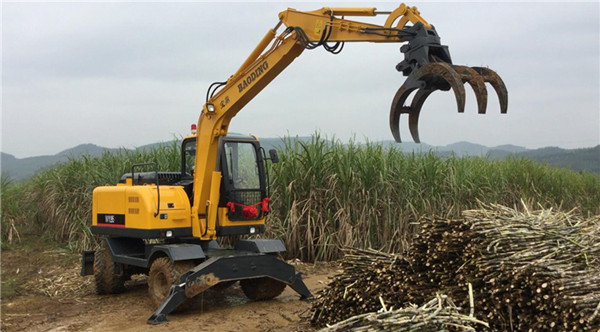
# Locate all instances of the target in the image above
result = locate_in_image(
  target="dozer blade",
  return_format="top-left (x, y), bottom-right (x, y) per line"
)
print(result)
top-left (147, 253), bottom-right (312, 324)
top-left (390, 63), bottom-right (508, 143)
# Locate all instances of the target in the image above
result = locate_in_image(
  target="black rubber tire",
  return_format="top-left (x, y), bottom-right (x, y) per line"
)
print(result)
top-left (211, 280), bottom-right (237, 291)
top-left (240, 277), bottom-right (286, 301)
top-left (148, 257), bottom-right (195, 311)
top-left (93, 240), bottom-right (126, 295)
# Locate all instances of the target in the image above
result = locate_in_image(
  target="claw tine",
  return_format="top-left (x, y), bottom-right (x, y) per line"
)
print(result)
top-left (418, 62), bottom-right (466, 113)
top-left (408, 112), bottom-right (420, 143)
top-left (390, 107), bottom-right (403, 143)
top-left (408, 88), bottom-right (434, 143)
top-left (472, 67), bottom-right (508, 114)
top-left (453, 65), bottom-right (488, 114)
top-left (390, 84), bottom-right (419, 143)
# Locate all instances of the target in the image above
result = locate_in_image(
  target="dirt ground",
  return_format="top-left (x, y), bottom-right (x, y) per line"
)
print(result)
top-left (0, 243), bottom-right (339, 332)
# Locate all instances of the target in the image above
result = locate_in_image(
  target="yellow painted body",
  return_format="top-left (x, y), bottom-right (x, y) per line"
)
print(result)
top-left (92, 178), bottom-right (266, 237)
top-left (92, 182), bottom-right (191, 230)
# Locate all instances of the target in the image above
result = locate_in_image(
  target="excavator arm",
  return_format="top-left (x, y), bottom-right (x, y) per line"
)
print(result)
top-left (192, 3), bottom-right (508, 238)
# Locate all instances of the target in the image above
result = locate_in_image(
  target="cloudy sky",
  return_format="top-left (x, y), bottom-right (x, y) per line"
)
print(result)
top-left (2, 1), bottom-right (599, 158)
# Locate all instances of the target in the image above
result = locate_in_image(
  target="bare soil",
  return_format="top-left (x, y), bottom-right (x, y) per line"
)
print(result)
top-left (1, 243), bottom-right (338, 332)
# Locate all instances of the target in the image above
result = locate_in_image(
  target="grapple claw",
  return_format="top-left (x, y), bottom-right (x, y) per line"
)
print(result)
top-left (389, 20), bottom-right (508, 143)
top-left (407, 88), bottom-right (434, 143)
top-left (453, 65), bottom-right (488, 114)
top-left (415, 62), bottom-right (466, 113)
top-left (390, 77), bottom-right (422, 143)
top-left (472, 67), bottom-right (508, 114)
top-left (390, 62), bottom-right (466, 143)
top-left (389, 106), bottom-right (410, 143)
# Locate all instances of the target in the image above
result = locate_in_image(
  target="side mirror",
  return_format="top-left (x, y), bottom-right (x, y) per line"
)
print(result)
top-left (268, 149), bottom-right (279, 164)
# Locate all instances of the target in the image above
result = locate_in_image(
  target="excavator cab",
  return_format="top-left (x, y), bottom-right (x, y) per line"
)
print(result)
top-left (216, 135), bottom-right (278, 237)
top-left (219, 137), bottom-right (268, 222)
top-left (181, 137), bottom-right (196, 179)
top-left (180, 134), bottom-right (276, 235)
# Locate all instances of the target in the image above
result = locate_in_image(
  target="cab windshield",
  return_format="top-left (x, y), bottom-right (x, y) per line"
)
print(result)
top-left (183, 139), bottom-right (196, 177)
top-left (224, 142), bottom-right (260, 190)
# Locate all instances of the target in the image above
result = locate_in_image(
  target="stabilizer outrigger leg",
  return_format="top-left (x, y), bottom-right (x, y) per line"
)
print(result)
top-left (147, 253), bottom-right (313, 324)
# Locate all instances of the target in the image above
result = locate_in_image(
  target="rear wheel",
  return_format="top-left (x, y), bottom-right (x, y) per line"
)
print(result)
top-left (211, 280), bottom-right (237, 291)
top-left (94, 240), bottom-right (126, 295)
top-left (240, 277), bottom-right (286, 300)
top-left (148, 257), bottom-right (195, 311)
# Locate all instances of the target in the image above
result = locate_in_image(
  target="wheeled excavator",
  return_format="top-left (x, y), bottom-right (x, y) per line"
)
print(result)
top-left (80, 3), bottom-right (508, 324)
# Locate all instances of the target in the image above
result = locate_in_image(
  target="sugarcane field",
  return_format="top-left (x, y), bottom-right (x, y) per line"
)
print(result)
top-left (2, 134), bottom-right (600, 331)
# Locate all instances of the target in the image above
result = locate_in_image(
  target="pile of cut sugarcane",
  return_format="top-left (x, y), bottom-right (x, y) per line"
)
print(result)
top-left (311, 205), bottom-right (600, 331)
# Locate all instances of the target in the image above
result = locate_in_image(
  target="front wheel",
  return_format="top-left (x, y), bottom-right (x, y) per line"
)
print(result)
top-left (147, 257), bottom-right (195, 311)
top-left (240, 277), bottom-right (286, 300)
top-left (93, 240), bottom-right (126, 295)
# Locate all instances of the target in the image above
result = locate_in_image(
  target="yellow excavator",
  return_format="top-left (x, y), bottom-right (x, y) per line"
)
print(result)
top-left (80, 3), bottom-right (507, 324)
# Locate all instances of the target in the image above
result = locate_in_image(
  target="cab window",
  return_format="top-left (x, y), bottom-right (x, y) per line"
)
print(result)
top-left (224, 142), bottom-right (260, 190)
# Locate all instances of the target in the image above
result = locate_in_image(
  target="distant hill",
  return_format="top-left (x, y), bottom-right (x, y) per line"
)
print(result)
top-left (439, 141), bottom-right (489, 157)
top-left (2, 140), bottom-right (598, 181)
top-left (56, 143), bottom-right (111, 158)
top-left (493, 144), bottom-right (529, 153)
top-left (1, 144), bottom-right (120, 180)
top-left (520, 146), bottom-right (600, 174)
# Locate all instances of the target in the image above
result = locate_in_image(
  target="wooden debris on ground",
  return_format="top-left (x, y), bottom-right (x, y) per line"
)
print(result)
top-left (321, 294), bottom-right (488, 332)
top-left (310, 204), bottom-right (600, 331)
top-left (25, 264), bottom-right (94, 298)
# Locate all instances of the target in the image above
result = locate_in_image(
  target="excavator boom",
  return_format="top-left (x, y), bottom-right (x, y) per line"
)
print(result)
top-left (193, 4), bottom-right (508, 233)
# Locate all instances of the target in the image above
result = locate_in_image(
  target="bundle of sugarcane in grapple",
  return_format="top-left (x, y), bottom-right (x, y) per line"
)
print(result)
top-left (310, 205), bottom-right (600, 331)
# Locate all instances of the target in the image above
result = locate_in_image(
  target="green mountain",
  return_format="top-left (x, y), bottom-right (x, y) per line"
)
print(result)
top-left (1, 144), bottom-right (119, 180)
top-left (520, 146), bottom-right (600, 174)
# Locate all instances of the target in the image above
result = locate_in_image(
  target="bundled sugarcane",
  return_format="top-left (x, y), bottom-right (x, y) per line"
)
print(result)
top-left (310, 204), bottom-right (600, 330)
top-left (311, 248), bottom-right (412, 324)
top-left (461, 206), bottom-right (600, 330)
top-left (321, 294), bottom-right (489, 332)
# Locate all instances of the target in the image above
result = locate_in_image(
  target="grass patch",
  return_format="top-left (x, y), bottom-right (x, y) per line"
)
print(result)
top-left (1, 275), bottom-right (18, 298)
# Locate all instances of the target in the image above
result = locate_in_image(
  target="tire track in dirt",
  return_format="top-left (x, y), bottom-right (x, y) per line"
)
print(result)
top-left (1, 247), bottom-right (337, 332)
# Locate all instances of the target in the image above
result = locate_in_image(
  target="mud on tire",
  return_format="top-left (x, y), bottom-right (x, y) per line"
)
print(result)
top-left (94, 240), bottom-right (126, 295)
top-left (148, 257), bottom-right (195, 311)
top-left (240, 277), bottom-right (286, 301)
